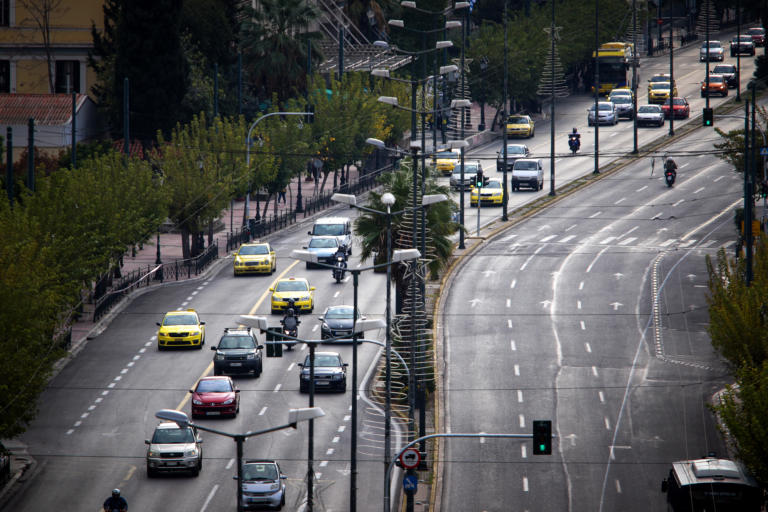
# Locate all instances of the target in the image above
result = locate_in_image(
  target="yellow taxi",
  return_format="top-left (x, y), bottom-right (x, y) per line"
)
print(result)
top-left (647, 82), bottom-right (677, 104)
top-left (434, 149), bottom-right (461, 176)
top-left (470, 178), bottom-right (504, 207)
top-left (270, 277), bottom-right (315, 314)
top-left (156, 309), bottom-right (206, 350)
top-left (505, 115), bottom-right (535, 138)
top-left (233, 242), bottom-right (276, 276)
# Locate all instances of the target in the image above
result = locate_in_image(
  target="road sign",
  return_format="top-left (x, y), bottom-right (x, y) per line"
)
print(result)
top-left (403, 474), bottom-right (418, 495)
top-left (760, 147), bottom-right (768, 156)
top-left (399, 447), bottom-right (421, 469)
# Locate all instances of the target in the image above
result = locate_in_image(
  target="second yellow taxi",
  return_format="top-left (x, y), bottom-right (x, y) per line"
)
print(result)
top-left (270, 277), bottom-right (315, 314)
top-left (470, 178), bottom-right (504, 207)
top-left (233, 242), bottom-right (276, 276)
top-left (156, 309), bottom-right (206, 350)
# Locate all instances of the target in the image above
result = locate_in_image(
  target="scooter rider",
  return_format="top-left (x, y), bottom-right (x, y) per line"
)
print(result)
top-left (568, 127), bottom-right (581, 152)
top-left (103, 489), bottom-right (128, 512)
top-left (664, 155), bottom-right (677, 178)
top-left (281, 302), bottom-right (299, 350)
top-left (334, 245), bottom-right (348, 269)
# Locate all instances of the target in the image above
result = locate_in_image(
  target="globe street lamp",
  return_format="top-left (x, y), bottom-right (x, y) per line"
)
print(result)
top-left (155, 407), bottom-right (324, 512)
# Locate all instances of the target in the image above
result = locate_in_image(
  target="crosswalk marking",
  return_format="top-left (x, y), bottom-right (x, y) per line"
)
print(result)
top-left (618, 237), bottom-right (637, 246)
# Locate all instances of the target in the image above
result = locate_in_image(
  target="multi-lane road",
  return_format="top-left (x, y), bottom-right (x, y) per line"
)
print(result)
top-left (3, 32), bottom-right (757, 512)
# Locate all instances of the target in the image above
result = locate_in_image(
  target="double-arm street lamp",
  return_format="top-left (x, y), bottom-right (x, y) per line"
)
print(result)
top-left (155, 407), bottom-right (325, 512)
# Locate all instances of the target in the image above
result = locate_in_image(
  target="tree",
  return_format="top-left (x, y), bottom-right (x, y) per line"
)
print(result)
top-left (89, 0), bottom-right (120, 130)
top-left (239, 0), bottom-right (321, 104)
top-left (714, 105), bottom-right (767, 184)
top-left (18, 0), bottom-right (66, 93)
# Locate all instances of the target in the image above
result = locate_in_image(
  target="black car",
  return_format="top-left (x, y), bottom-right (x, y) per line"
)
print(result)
top-left (731, 35), bottom-right (756, 56)
top-left (298, 352), bottom-right (348, 392)
top-left (712, 64), bottom-right (738, 88)
top-left (319, 305), bottom-right (364, 341)
top-left (495, 143), bottom-right (530, 172)
top-left (211, 327), bottom-right (263, 377)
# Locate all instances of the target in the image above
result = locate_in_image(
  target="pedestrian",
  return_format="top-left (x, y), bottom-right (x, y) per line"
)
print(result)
top-left (278, 187), bottom-right (286, 204)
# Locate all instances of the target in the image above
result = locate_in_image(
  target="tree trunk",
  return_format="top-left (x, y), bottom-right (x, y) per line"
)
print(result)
top-left (320, 170), bottom-right (331, 194)
top-left (261, 194), bottom-right (273, 219)
top-left (180, 227), bottom-right (190, 259)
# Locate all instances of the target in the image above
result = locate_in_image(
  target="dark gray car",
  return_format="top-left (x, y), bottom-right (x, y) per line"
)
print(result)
top-left (319, 305), bottom-right (364, 341)
top-left (211, 327), bottom-right (263, 377)
top-left (299, 352), bottom-right (348, 392)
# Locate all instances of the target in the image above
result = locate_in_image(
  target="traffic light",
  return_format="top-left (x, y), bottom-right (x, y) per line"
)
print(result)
top-left (703, 107), bottom-right (714, 127)
top-left (475, 169), bottom-right (484, 188)
top-left (532, 420), bottom-right (552, 455)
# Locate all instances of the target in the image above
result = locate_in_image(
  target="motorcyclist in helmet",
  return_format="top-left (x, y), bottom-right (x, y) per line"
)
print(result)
top-left (664, 155), bottom-right (677, 176)
top-left (570, 127), bottom-right (581, 141)
top-left (103, 489), bottom-right (128, 511)
top-left (333, 245), bottom-right (348, 269)
top-left (568, 127), bottom-right (581, 153)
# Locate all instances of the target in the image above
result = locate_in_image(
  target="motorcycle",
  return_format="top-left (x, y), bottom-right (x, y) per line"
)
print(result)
top-left (332, 254), bottom-right (346, 283)
top-left (280, 300), bottom-right (300, 350)
top-left (665, 170), bottom-right (676, 187)
top-left (568, 135), bottom-right (580, 155)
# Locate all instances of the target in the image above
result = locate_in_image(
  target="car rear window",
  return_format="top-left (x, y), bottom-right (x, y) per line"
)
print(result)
top-left (309, 238), bottom-right (338, 248)
top-left (508, 116), bottom-right (528, 124)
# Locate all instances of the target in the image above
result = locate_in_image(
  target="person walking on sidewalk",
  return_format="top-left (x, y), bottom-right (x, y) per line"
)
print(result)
top-left (278, 187), bottom-right (287, 204)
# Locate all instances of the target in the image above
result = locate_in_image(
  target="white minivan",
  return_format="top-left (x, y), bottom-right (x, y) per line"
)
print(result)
top-left (511, 158), bottom-right (544, 192)
top-left (308, 216), bottom-right (352, 255)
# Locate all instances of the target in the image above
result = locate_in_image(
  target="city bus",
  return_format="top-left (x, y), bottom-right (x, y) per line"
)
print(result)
top-left (661, 457), bottom-right (763, 512)
top-left (592, 42), bottom-right (634, 95)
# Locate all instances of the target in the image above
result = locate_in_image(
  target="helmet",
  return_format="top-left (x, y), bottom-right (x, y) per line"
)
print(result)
top-left (112, 489), bottom-right (120, 498)
top-left (572, 127), bottom-right (578, 133)
top-left (287, 308), bottom-right (295, 317)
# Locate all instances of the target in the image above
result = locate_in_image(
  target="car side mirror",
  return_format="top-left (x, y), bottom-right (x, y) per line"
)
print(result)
top-left (256, 345), bottom-right (264, 350)
top-left (310, 286), bottom-right (316, 291)
top-left (361, 316), bottom-right (367, 320)
top-left (269, 288), bottom-right (274, 292)
top-left (307, 231), bottom-right (312, 235)
top-left (156, 322), bottom-right (161, 326)
top-left (200, 321), bottom-right (205, 325)
top-left (235, 389), bottom-right (240, 393)
top-left (298, 363), bottom-right (304, 368)
top-left (198, 438), bottom-right (203, 443)
top-left (318, 316), bottom-right (324, 321)
top-left (661, 479), bottom-right (668, 493)
top-left (343, 363), bottom-right (349, 367)
top-left (210, 346), bottom-right (217, 351)
top-left (189, 389), bottom-right (194, 393)
top-left (280, 474), bottom-right (287, 480)
top-left (145, 439), bottom-right (150, 445)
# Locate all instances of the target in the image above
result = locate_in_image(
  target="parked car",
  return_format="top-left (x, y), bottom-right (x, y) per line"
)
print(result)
top-left (661, 97), bottom-right (690, 119)
top-left (701, 74), bottom-right (728, 97)
top-left (511, 158), bottom-right (544, 192)
top-left (587, 101), bottom-right (618, 126)
top-left (747, 27), bottom-right (766, 47)
top-left (240, 459), bottom-right (287, 510)
top-left (636, 104), bottom-right (665, 127)
top-left (298, 352), bottom-right (348, 392)
top-left (712, 64), bottom-right (738, 88)
top-left (730, 35), bottom-right (756, 56)
top-left (211, 327), bottom-right (263, 377)
top-left (496, 143), bottom-right (530, 172)
top-left (146, 422), bottom-right (203, 477)
top-left (699, 40), bottom-right (724, 62)
top-left (190, 376), bottom-right (240, 418)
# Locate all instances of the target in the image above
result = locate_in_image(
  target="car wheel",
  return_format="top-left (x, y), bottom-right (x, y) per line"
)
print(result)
top-left (157, 344), bottom-right (165, 351)
top-left (233, 271), bottom-right (238, 277)
top-left (723, 89), bottom-right (728, 97)
top-left (306, 262), bottom-right (311, 270)
top-left (147, 465), bottom-right (156, 478)
top-left (191, 467), bottom-right (200, 477)
top-left (271, 308), bottom-right (278, 315)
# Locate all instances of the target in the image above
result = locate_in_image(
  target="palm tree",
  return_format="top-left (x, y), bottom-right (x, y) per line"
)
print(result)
top-left (239, 0), bottom-right (322, 104)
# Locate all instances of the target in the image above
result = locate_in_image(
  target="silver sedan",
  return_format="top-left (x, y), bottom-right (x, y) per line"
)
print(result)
top-left (636, 104), bottom-right (665, 127)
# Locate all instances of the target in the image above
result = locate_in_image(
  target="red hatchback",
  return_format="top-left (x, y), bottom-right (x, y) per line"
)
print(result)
top-left (747, 27), bottom-right (766, 47)
top-left (662, 97), bottom-right (690, 119)
top-left (190, 376), bottom-right (240, 418)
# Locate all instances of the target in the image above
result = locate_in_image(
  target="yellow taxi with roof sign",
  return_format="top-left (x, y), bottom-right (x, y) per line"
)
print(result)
top-left (156, 309), bottom-right (206, 350)
top-left (270, 277), bottom-right (315, 314)
top-left (233, 241), bottom-right (276, 276)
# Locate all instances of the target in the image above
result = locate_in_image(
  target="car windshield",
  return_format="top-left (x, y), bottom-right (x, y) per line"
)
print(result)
top-left (514, 161), bottom-right (539, 170)
top-left (507, 116), bottom-right (529, 124)
top-left (748, 28), bottom-right (765, 36)
top-left (218, 335), bottom-right (255, 350)
top-left (325, 306), bottom-right (355, 319)
top-left (242, 463), bottom-right (278, 481)
top-left (309, 238), bottom-right (338, 248)
top-left (152, 427), bottom-right (195, 444)
top-left (650, 83), bottom-right (670, 90)
top-left (598, 103), bottom-right (613, 111)
top-left (507, 145), bottom-right (527, 154)
top-left (703, 41), bottom-right (721, 48)
top-left (667, 98), bottom-right (686, 106)
top-left (638, 106), bottom-right (661, 113)
top-left (484, 181), bottom-right (502, 189)
top-left (239, 245), bottom-right (269, 255)
top-left (276, 280), bottom-right (309, 292)
top-left (453, 165), bottom-right (478, 174)
top-left (650, 75), bottom-right (669, 82)
top-left (196, 379), bottom-right (233, 393)
top-left (436, 151), bottom-right (457, 159)
top-left (163, 314), bottom-right (198, 326)
top-left (707, 76), bottom-right (724, 83)
top-left (313, 224), bottom-right (344, 236)
top-left (735, 36), bottom-right (753, 42)
top-left (612, 97), bottom-right (631, 104)
top-left (305, 355), bottom-right (342, 367)
top-left (713, 66), bottom-right (735, 73)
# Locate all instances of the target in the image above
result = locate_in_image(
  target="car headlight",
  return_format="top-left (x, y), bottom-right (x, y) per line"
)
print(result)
top-left (332, 373), bottom-right (343, 380)
top-left (235, 256), bottom-right (242, 263)
top-left (215, 353), bottom-right (224, 361)
top-left (193, 399), bottom-right (203, 405)
top-left (301, 373), bottom-right (309, 381)
top-left (184, 448), bottom-right (198, 457)
top-left (321, 323), bottom-right (330, 332)
top-left (222, 398), bottom-right (234, 405)
top-left (246, 353), bottom-right (255, 359)
top-left (148, 449), bottom-right (160, 457)
top-left (269, 483), bottom-right (280, 491)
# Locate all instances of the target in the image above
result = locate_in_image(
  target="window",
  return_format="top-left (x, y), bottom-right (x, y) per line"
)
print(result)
top-left (55, 60), bottom-right (80, 93)
top-left (0, 61), bottom-right (9, 93)
top-left (0, 1), bottom-right (9, 27)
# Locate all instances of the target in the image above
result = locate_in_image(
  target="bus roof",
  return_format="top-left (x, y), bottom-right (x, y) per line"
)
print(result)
top-left (671, 458), bottom-right (759, 488)
top-left (593, 42), bottom-right (634, 59)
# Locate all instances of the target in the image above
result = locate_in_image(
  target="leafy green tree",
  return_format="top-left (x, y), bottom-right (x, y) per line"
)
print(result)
top-left (240, 0), bottom-right (321, 104)
top-left (714, 105), bottom-right (767, 177)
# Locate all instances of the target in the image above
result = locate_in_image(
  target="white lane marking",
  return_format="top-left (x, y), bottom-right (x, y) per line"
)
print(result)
top-left (502, 233), bottom-right (518, 241)
top-left (197, 286), bottom-right (204, 290)
top-left (580, 321), bottom-right (586, 330)
top-left (139, 348), bottom-right (146, 353)
top-left (121, 368), bottom-right (128, 374)
top-left (338, 426), bottom-right (346, 433)
top-left (618, 226), bottom-right (639, 238)
top-left (66, 429), bottom-right (74, 435)
top-left (565, 224), bottom-right (577, 231)
top-left (540, 235), bottom-right (556, 242)
top-left (102, 390), bottom-right (109, 396)
top-left (508, 319), bottom-right (513, 329)
top-left (95, 398), bottom-right (103, 403)
top-left (517, 390), bottom-right (524, 403)
top-left (287, 363), bottom-right (295, 372)
top-left (673, 199), bottom-right (685, 207)
top-left (680, 162), bottom-right (690, 169)
top-left (274, 384), bottom-right (282, 392)
top-left (700, 240), bottom-right (716, 247)
top-left (113, 376), bottom-right (121, 381)
top-left (320, 461), bottom-right (328, 468)
top-left (200, 484), bottom-right (219, 512)
top-left (577, 300), bottom-right (582, 309)
top-left (226, 459), bottom-right (235, 470)
top-left (506, 298), bottom-right (511, 308)
top-left (88, 405), bottom-right (96, 411)
top-left (344, 276), bottom-right (351, 283)
top-left (585, 343), bottom-right (592, 353)
top-left (592, 366), bottom-right (599, 377)
top-left (186, 296), bottom-right (193, 301)
top-left (694, 187), bottom-right (705, 194)
top-left (332, 436), bottom-right (340, 443)
top-left (510, 279), bottom-right (517, 288)
top-left (714, 176), bottom-right (724, 182)
top-left (344, 415), bottom-right (351, 421)
top-left (177, 306), bottom-right (185, 310)
top-left (600, 236), bottom-right (616, 245)
top-left (312, 325), bottom-right (319, 332)
top-left (559, 234), bottom-right (576, 243)
top-left (133, 355), bottom-right (140, 361)
top-left (680, 239), bottom-right (697, 248)
top-left (521, 445), bottom-right (528, 459)
top-left (519, 415), bottom-right (525, 428)
top-left (523, 477), bottom-right (529, 492)
top-left (636, 185), bottom-right (647, 192)
top-left (510, 340), bottom-right (517, 351)
top-left (599, 391), bottom-right (605, 403)
top-left (126, 362), bottom-right (134, 368)
top-left (614, 197), bottom-right (626, 205)
top-left (589, 211), bottom-right (603, 218)
top-left (327, 448), bottom-right (334, 455)
top-left (618, 237), bottom-right (637, 246)
top-left (74, 421), bottom-right (82, 427)
top-left (333, 291), bottom-right (340, 298)
top-left (586, 247), bottom-right (610, 273)
top-left (259, 407), bottom-right (267, 416)
top-left (192, 291), bottom-right (198, 296)
top-left (579, 281), bottom-right (584, 290)
top-left (145, 341), bottom-right (153, 346)
top-left (605, 417), bottom-right (611, 430)
top-left (616, 479), bottom-right (622, 493)
top-left (107, 383), bottom-right (115, 389)
top-left (514, 365), bottom-right (520, 376)
top-left (652, 211), bottom-right (664, 220)
top-left (520, 246), bottom-right (544, 270)
top-left (659, 239), bottom-right (676, 247)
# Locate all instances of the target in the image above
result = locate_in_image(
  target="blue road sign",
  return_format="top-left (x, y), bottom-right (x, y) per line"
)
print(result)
top-left (760, 147), bottom-right (768, 156)
top-left (403, 474), bottom-right (418, 494)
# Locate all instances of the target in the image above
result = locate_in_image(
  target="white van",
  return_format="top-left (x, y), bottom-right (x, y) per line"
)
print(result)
top-left (511, 158), bottom-right (544, 191)
top-left (308, 217), bottom-right (352, 255)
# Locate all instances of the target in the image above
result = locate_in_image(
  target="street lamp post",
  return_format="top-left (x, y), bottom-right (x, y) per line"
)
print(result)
top-left (155, 407), bottom-right (325, 512)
